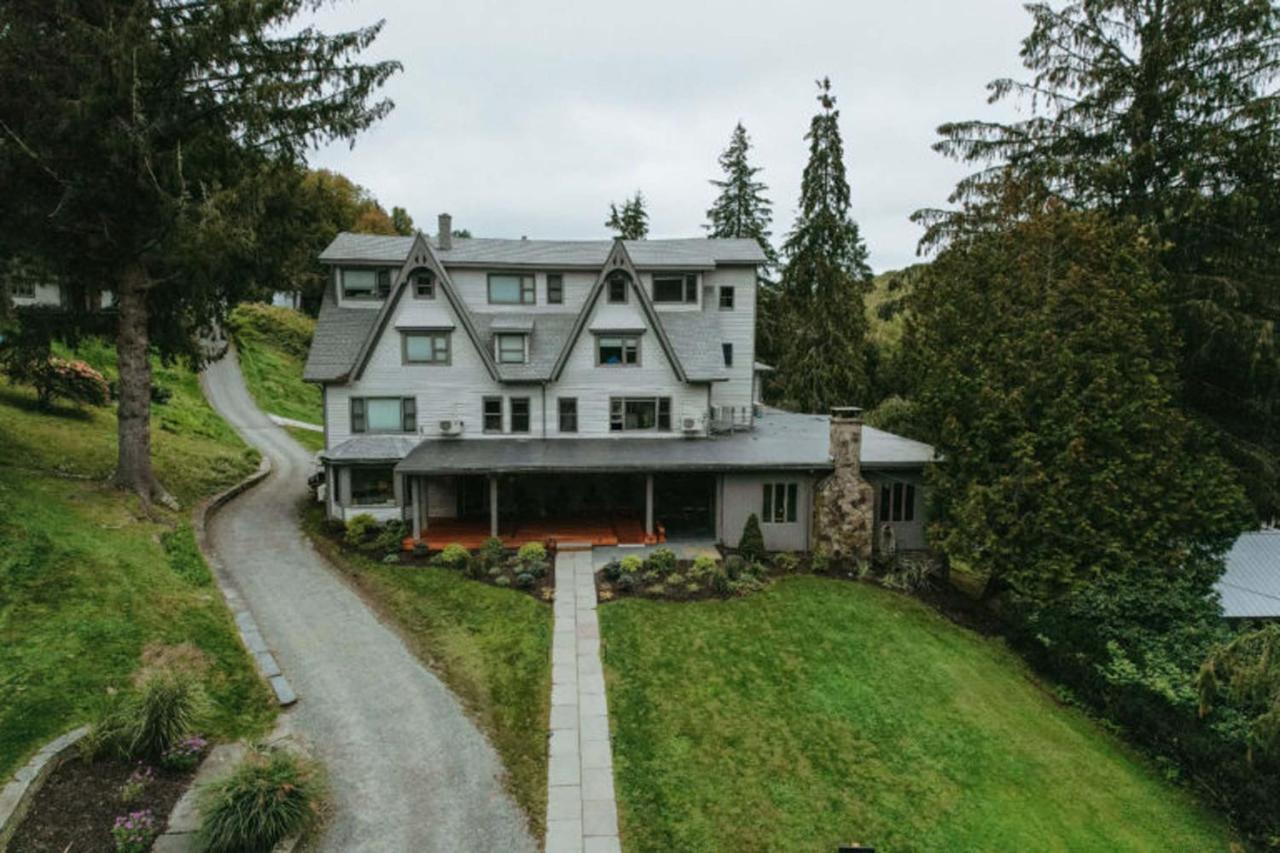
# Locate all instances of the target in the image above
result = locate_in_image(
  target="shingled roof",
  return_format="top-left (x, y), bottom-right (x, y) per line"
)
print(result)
top-left (302, 289), bottom-right (381, 382)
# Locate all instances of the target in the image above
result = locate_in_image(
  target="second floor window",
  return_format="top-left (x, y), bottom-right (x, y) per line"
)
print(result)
top-left (403, 331), bottom-right (450, 364)
top-left (496, 333), bottom-right (526, 364)
top-left (653, 273), bottom-right (698, 304)
top-left (762, 482), bottom-right (798, 523)
top-left (342, 268), bottom-right (390, 300)
top-left (558, 397), bottom-right (578, 432)
top-left (483, 397), bottom-right (503, 432)
top-left (719, 286), bottom-right (735, 310)
top-left (610, 397), bottom-right (671, 432)
top-left (488, 273), bottom-right (535, 304)
top-left (351, 397), bottom-right (415, 434)
top-left (547, 273), bottom-right (564, 304)
top-left (511, 397), bottom-right (531, 433)
top-left (598, 335), bottom-right (639, 366)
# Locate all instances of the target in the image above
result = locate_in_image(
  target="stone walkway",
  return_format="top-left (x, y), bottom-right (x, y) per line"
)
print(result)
top-left (547, 549), bottom-right (621, 853)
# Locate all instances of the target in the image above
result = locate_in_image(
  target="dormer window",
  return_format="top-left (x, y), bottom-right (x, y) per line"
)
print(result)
top-left (597, 334), bottom-right (639, 366)
top-left (412, 270), bottom-right (435, 299)
top-left (341, 268), bottom-right (391, 300)
top-left (488, 273), bottom-right (535, 304)
top-left (653, 272), bottom-right (698, 304)
top-left (607, 272), bottom-right (629, 303)
top-left (496, 333), bottom-right (527, 364)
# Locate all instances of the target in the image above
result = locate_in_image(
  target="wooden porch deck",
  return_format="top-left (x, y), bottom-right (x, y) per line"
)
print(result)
top-left (403, 516), bottom-right (664, 551)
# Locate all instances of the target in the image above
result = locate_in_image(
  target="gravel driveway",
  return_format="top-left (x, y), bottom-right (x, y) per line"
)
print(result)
top-left (201, 349), bottom-right (536, 853)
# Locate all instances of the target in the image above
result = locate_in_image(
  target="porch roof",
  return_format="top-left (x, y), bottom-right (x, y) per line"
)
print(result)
top-left (319, 409), bottom-right (936, 474)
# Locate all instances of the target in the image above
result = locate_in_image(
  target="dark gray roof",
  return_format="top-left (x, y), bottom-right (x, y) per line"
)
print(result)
top-left (303, 289), bottom-right (380, 382)
top-left (318, 233), bottom-right (767, 268)
top-left (660, 312), bottom-right (730, 381)
top-left (471, 313), bottom-right (577, 381)
top-left (1216, 531), bottom-right (1280, 618)
top-left (322, 409), bottom-right (936, 473)
top-left (323, 434), bottom-right (422, 462)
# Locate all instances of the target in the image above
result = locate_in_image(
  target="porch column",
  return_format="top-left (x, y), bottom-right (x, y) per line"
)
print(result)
top-left (489, 474), bottom-right (499, 537)
top-left (411, 477), bottom-right (422, 541)
top-left (645, 474), bottom-right (654, 537)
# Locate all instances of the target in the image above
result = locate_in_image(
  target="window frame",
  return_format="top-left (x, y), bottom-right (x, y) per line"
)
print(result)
top-left (350, 396), bottom-right (415, 434)
top-left (558, 397), bottom-right (578, 433)
top-left (412, 270), bottom-right (435, 299)
top-left (879, 482), bottom-right (916, 523)
top-left (487, 272), bottom-right (536, 305)
top-left (762, 482), bottom-right (798, 524)
top-left (607, 273), bottom-right (629, 304)
top-left (10, 278), bottom-right (35, 299)
top-left (722, 342), bottom-right (734, 368)
top-left (546, 273), bottom-right (564, 305)
top-left (608, 396), bottom-right (672, 433)
top-left (719, 285), bottom-right (735, 310)
top-left (350, 465), bottom-right (398, 507)
top-left (482, 396), bottom-right (504, 433)
top-left (596, 334), bottom-right (640, 367)
top-left (495, 333), bottom-right (527, 364)
top-left (341, 267), bottom-right (385, 300)
top-left (510, 397), bottom-right (531, 433)
top-left (401, 330), bottom-right (451, 365)
top-left (652, 272), bottom-right (699, 304)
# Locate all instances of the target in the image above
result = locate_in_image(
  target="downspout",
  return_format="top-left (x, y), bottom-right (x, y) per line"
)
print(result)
top-left (540, 383), bottom-right (547, 438)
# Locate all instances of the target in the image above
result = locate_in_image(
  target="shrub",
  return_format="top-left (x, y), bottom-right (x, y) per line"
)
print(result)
top-left (517, 541), bottom-right (547, 564)
top-left (344, 514), bottom-right (380, 549)
top-left (495, 575), bottom-right (511, 587)
top-left (877, 557), bottom-right (938, 593)
top-left (723, 554), bottom-right (747, 581)
top-left (644, 583), bottom-right (666, 596)
top-left (524, 559), bottom-right (549, 579)
top-left (645, 547), bottom-right (677, 576)
top-left (128, 667), bottom-right (209, 759)
top-left (371, 520), bottom-right (407, 554)
top-left (615, 573), bottom-right (637, 592)
top-left (112, 809), bottom-right (159, 853)
top-left (412, 541), bottom-right (428, 558)
top-left (438, 543), bottom-right (470, 570)
top-left (810, 550), bottom-right (830, 574)
top-left (773, 552), bottom-right (801, 574)
top-left (738, 513), bottom-right (766, 562)
top-left (198, 747), bottom-right (324, 853)
top-left (619, 555), bottom-right (644, 575)
top-left (162, 735), bottom-right (209, 771)
top-left (711, 569), bottom-right (732, 595)
top-left (514, 572), bottom-right (536, 589)
top-left (481, 536), bottom-right (506, 567)
top-left (602, 560), bottom-right (623, 582)
top-left (690, 555), bottom-right (719, 582)
top-left (3, 353), bottom-right (111, 410)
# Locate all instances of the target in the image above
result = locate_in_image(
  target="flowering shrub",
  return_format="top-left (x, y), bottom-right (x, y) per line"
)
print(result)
top-left (2, 354), bottom-right (110, 409)
top-left (162, 734), bottom-right (208, 771)
top-left (119, 763), bottom-right (154, 803)
top-left (112, 809), bottom-right (159, 853)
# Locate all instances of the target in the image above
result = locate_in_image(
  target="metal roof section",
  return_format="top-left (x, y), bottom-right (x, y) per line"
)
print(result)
top-left (1216, 530), bottom-right (1280, 619)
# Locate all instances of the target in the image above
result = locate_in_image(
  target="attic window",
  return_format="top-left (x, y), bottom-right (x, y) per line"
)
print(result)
top-left (412, 270), bottom-right (435, 299)
top-left (341, 268), bottom-right (389, 300)
top-left (607, 273), bottom-right (629, 303)
top-left (496, 333), bottom-right (527, 364)
top-left (653, 273), bottom-right (698, 304)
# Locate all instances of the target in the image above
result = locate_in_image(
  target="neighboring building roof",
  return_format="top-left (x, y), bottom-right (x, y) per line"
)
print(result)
top-left (302, 289), bottom-right (380, 382)
top-left (1216, 530), bottom-right (1280, 619)
top-left (318, 233), bottom-right (768, 268)
top-left (322, 409), bottom-right (937, 473)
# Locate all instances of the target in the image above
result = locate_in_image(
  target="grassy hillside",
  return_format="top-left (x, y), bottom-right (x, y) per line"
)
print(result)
top-left (227, 303), bottom-right (324, 451)
top-left (601, 577), bottom-right (1230, 852)
top-left (0, 339), bottom-right (275, 778)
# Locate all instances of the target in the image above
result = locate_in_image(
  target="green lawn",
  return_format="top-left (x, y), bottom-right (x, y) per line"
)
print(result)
top-left (600, 576), bottom-right (1231, 852)
top-left (0, 342), bottom-right (275, 778)
top-left (227, 302), bottom-right (322, 426)
top-left (302, 506), bottom-right (552, 835)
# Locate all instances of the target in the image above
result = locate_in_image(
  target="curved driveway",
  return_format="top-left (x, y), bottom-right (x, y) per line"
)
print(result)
top-left (201, 350), bottom-right (536, 853)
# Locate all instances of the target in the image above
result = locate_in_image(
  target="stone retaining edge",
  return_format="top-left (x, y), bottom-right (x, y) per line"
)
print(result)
top-left (192, 454), bottom-right (297, 707)
top-left (0, 726), bottom-right (89, 849)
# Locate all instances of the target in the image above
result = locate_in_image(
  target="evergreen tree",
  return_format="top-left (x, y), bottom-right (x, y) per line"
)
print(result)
top-left (771, 78), bottom-right (873, 412)
top-left (907, 204), bottom-right (1248, 601)
top-left (919, 0), bottom-right (1280, 520)
top-left (0, 1), bottom-right (399, 503)
top-left (705, 123), bottom-right (778, 270)
top-left (605, 192), bottom-right (649, 239)
top-left (390, 206), bottom-right (415, 237)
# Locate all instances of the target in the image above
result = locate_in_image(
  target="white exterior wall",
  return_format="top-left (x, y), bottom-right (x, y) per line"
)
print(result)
top-left (719, 471), bottom-right (817, 552)
top-left (704, 266), bottom-right (756, 412)
top-left (10, 281), bottom-right (63, 308)
top-left (449, 268), bottom-right (596, 314)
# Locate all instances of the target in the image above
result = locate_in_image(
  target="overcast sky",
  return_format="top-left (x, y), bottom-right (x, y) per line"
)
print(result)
top-left (305, 0), bottom-right (1033, 272)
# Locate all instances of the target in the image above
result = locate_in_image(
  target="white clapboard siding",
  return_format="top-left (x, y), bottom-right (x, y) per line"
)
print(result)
top-left (705, 266), bottom-right (756, 412)
top-left (448, 269), bottom-right (595, 315)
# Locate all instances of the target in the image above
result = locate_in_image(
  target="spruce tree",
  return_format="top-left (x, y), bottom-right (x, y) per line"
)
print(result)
top-left (772, 78), bottom-right (873, 413)
top-left (0, 1), bottom-right (399, 503)
top-left (605, 192), bottom-right (649, 239)
top-left (705, 123), bottom-right (778, 270)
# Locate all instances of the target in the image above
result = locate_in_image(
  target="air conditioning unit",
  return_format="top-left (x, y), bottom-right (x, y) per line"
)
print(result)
top-left (680, 412), bottom-right (704, 434)
top-left (438, 418), bottom-right (464, 437)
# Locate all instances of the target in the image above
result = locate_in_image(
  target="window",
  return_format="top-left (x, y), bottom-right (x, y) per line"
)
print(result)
top-left (488, 273), bottom-right (535, 304)
top-left (351, 397), bottom-right (415, 434)
top-left (762, 482), bottom-right (799, 524)
top-left (722, 342), bottom-right (734, 367)
top-left (879, 482), bottom-right (916, 523)
top-left (402, 331), bottom-right (450, 364)
top-left (341, 268), bottom-right (376, 299)
top-left (597, 335), bottom-right (639, 366)
top-left (496, 333), bottom-right (526, 364)
top-left (607, 273), bottom-right (629, 303)
top-left (510, 397), bottom-right (531, 433)
top-left (351, 466), bottom-right (396, 506)
top-left (653, 273), bottom-right (698, 304)
top-left (558, 397), bottom-right (578, 433)
top-left (547, 273), bottom-right (564, 305)
top-left (11, 277), bottom-right (35, 298)
top-left (483, 397), bottom-right (503, 433)
top-left (412, 270), bottom-right (435, 299)
top-left (719, 286), bottom-right (735, 310)
top-left (609, 397), bottom-right (671, 432)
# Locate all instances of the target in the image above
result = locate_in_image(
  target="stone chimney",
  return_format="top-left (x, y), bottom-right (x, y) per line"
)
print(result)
top-left (828, 406), bottom-right (864, 476)
top-left (813, 405), bottom-right (875, 566)
top-left (437, 213), bottom-right (453, 251)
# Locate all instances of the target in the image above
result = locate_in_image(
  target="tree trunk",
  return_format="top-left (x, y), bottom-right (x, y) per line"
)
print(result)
top-left (114, 261), bottom-right (157, 501)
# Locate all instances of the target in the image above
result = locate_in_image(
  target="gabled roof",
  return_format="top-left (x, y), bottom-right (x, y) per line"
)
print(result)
top-left (303, 291), bottom-right (380, 382)
top-left (1216, 530), bottom-right (1280, 619)
top-left (318, 233), bottom-right (767, 268)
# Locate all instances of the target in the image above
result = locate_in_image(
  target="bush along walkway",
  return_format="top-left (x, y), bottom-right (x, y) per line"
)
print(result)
top-left (547, 550), bottom-right (621, 853)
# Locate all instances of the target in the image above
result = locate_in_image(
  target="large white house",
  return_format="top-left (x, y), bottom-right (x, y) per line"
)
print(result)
top-left (304, 215), bottom-right (934, 555)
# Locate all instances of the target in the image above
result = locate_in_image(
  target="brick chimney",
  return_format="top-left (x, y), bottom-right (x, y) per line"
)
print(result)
top-left (813, 405), bottom-right (874, 566)
top-left (828, 406), bottom-right (864, 476)
top-left (437, 213), bottom-right (453, 251)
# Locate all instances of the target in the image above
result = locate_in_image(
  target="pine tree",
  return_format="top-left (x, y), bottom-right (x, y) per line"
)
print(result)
top-left (771, 78), bottom-right (873, 413)
top-left (919, 0), bottom-right (1280, 520)
top-left (390, 206), bottom-right (415, 236)
top-left (705, 123), bottom-right (778, 270)
top-left (0, 1), bottom-right (399, 503)
top-left (605, 192), bottom-right (649, 239)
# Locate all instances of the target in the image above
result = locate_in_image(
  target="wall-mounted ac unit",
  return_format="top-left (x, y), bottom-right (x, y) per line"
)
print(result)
top-left (438, 418), bottom-right (464, 437)
top-left (681, 412), bottom-right (704, 434)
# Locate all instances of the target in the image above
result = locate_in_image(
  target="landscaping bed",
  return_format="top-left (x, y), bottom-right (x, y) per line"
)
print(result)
top-left (10, 753), bottom-right (197, 853)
